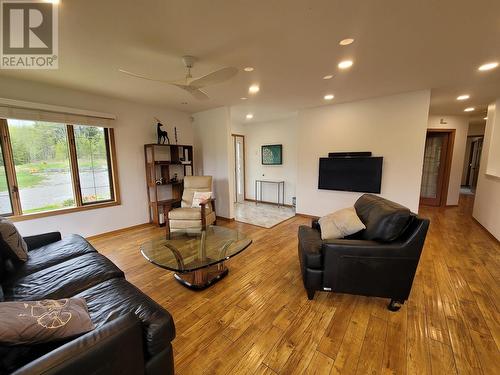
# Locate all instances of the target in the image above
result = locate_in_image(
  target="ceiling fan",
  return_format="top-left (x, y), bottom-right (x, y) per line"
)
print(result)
top-left (119, 55), bottom-right (238, 100)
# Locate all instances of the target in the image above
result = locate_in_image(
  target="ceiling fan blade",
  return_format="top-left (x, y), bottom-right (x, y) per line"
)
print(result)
top-left (189, 67), bottom-right (238, 88)
top-left (118, 69), bottom-right (173, 84)
top-left (173, 84), bottom-right (210, 100)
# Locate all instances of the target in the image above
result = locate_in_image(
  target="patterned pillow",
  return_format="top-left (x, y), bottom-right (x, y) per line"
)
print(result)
top-left (0, 217), bottom-right (28, 262)
top-left (0, 298), bottom-right (95, 345)
top-left (191, 191), bottom-right (212, 208)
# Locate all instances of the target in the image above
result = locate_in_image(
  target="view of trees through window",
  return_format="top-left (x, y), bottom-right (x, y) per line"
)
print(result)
top-left (74, 125), bottom-right (113, 203)
top-left (8, 120), bottom-right (75, 214)
top-left (0, 119), bottom-right (115, 216)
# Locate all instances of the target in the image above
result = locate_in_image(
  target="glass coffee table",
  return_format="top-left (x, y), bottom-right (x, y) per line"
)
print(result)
top-left (140, 226), bottom-right (252, 290)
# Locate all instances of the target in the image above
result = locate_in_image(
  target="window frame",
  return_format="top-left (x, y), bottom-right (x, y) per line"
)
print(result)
top-left (0, 118), bottom-right (120, 221)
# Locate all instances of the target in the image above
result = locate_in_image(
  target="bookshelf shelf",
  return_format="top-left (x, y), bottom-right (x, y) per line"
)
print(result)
top-left (144, 143), bottom-right (193, 226)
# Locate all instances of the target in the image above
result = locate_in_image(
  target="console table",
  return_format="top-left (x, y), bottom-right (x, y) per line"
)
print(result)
top-left (255, 179), bottom-right (285, 207)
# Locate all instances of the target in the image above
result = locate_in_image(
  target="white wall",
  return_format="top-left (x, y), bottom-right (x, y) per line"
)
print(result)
top-left (0, 76), bottom-right (193, 237)
top-left (296, 90), bottom-right (431, 216)
top-left (473, 102), bottom-right (500, 240)
top-left (427, 115), bottom-right (469, 205)
top-left (192, 107), bottom-right (234, 219)
top-left (243, 117), bottom-right (298, 205)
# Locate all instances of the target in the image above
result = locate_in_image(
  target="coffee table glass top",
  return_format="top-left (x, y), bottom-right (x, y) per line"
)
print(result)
top-left (140, 226), bottom-right (252, 272)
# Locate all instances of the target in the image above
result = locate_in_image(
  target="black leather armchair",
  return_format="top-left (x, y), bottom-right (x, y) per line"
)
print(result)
top-left (298, 194), bottom-right (429, 311)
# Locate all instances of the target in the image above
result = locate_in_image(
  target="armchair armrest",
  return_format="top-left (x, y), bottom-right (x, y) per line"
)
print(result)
top-left (23, 232), bottom-right (62, 251)
top-left (200, 198), bottom-right (216, 228)
top-left (13, 314), bottom-right (144, 375)
top-left (322, 239), bottom-right (415, 259)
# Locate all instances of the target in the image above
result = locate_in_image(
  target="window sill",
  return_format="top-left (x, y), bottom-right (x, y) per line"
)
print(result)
top-left (9, 201), bottom-right (121, 222)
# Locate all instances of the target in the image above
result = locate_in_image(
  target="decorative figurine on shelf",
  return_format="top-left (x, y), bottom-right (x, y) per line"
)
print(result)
top-left (170, 173), bottom-right (178, 183)
top-left (155, 178), bottom-right (165, 185)
top-left (155, 117), bottom-right (170, 145)
top-left (174, 126), bottom-right (178, 144)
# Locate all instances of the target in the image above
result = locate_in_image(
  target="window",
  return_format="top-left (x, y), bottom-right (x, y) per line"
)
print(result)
top-left (0, 118), bottom-right (118, 218)
top-left (74, 125), bottom-right (114, 204)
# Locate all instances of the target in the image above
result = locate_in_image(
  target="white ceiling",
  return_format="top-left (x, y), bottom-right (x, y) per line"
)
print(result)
top-left (1, 0), bottom-right (499, 123)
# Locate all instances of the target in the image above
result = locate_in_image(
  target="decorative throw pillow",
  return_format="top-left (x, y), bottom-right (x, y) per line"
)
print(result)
top-left (0, 298), bottom-right (95, 345)
top-left (191, 191), bottom-right (212, 208)
top-left (318, 207), bottom-right (366, 240)
top-left (0, 217), bottom-right (28, 262)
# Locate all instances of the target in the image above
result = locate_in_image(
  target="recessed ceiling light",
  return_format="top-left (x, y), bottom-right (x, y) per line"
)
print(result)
top-left (464, 107), bottom-right (475, 112)
top-left (240, 97), bottom-right (248, 100)
top-left (339, 38), bottom-right (354, 46)
top-left (456, 94), bottom-right (470, 101)
top-left (478, 62), bottom-right (499, 71)
top-left (338, 60), bottom-right (353, 69)
top-left (45, 0), bottom-right (60, 4)
top-left (484, 117), bottom-right (488, 120)
top-left (323, 74), bottom-right (334, 80)
top-left (249, 84), bottom-right (260, 94)
top-left (324, 94), bottom-right (334, 100)
top-left (246, 113), bottom-right (254, 119)
top-left (244, 67), bottom-right (254, 72)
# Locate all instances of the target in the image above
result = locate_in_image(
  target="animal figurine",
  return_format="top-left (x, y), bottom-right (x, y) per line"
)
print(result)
top-left (155, 118), bottom-right (170, 144)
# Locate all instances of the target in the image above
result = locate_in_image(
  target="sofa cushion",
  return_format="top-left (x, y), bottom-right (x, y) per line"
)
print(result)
top-left (6, 234), bottom-right (97, 281)
top-left (0, 217), bottom-right (28, 262)
top-left (76, 278), bottom-right (175, 358)
top-left (354, 194), bottom-right (411, 242)
top-left (168, 207), bottom-right (202, 220)
top-left (2, 253), bottom-right (124, 301)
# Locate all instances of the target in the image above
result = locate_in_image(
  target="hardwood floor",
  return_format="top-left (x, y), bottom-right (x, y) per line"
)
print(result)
top-left (89, 195), bottom-right (499, 374)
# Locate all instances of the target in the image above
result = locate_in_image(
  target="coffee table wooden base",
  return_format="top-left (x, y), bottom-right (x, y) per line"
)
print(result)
top-left (173, 263), bottom-right (228, 290)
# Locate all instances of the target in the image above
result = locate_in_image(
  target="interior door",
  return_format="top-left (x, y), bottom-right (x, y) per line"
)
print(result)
top-left (469, 138), bottom-right (483, 191)
top-left (234, 135), bottom-right (245, 203)
top-left (420, 131), bottom-right (451, 206)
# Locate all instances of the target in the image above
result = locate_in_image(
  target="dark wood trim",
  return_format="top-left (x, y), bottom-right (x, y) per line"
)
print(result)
top-left (66, 125), bottom-right (83, 207)
top-left (420, 129), bottom-right (455, 207)
top-left (216, 216), bottom-right (235, 222)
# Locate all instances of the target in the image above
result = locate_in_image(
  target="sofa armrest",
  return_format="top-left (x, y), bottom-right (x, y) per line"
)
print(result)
top-left (13, 314), bottom-right (145, 375)
top-left (23, 232), bottom-right (62, 251)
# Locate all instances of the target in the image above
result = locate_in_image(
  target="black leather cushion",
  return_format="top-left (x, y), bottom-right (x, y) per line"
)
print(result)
top-left (76, 278), bottom-right (176, 359)
top-left (5, 234), bottom-right (97, 281)
top-left (2, 253), bottom-right (124, 301)
top-left (354, 194), bottom-right (411, 242)
top-left (298, 226), bottom-right (323, 269)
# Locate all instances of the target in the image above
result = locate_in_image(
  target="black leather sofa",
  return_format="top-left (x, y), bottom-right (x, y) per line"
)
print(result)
top-left (298, 194), bottom-right (429, 311)
top-left (0, 232), bottom-right (175, 375)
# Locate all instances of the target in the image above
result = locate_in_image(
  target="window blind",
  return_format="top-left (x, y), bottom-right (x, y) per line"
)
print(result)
top-left (0, 97), bottom-right (116, 127)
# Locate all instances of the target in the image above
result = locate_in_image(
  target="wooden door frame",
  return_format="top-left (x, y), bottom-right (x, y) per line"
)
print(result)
top-left (232, 134), bottom-right (246, 202)
top-left (420, 129), bottom-right (455, 207)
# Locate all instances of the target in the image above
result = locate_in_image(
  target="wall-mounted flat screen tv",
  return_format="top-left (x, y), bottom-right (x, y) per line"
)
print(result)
top-left (318, 156), bottom-right (383, 193)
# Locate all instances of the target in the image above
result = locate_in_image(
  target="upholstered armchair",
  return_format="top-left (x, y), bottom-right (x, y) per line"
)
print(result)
top-left (167, 176), bottom-right (216, 236)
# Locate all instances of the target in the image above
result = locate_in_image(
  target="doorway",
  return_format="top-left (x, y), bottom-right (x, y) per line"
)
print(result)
top-left (232, 134), bottom-right (245, 203)
top-left (420, 129), bottom-right (455, 206)
top-left (463, 136), bottom-right (483, 193)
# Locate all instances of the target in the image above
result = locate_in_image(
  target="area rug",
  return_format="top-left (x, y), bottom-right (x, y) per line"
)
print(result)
top-left (234, 201), bottom-right (296, 228)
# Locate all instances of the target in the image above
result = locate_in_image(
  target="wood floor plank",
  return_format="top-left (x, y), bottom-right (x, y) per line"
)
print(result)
top-left (88, 195), bottom-right (500, 375)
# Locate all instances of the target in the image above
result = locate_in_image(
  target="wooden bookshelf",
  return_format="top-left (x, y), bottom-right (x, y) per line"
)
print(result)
top-left (144, 143), bottom-right (193, 226)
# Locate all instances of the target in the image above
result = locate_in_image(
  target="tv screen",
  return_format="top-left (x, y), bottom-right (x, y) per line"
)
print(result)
top-left (318, 156), bottom-right (383, 193)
